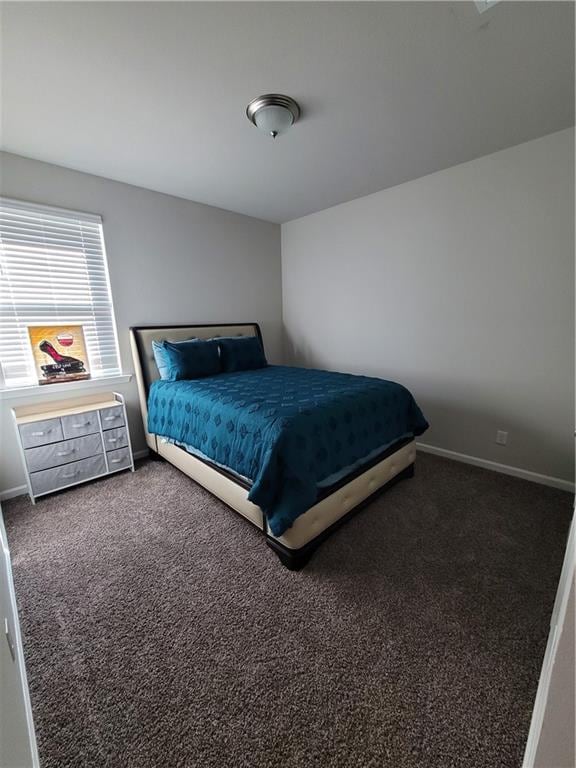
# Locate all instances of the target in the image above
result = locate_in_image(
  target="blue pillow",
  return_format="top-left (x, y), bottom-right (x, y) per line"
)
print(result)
top-left (152, 338), bottom-right (221, 381)
top-left (219, 336), bottom-right (267, 373)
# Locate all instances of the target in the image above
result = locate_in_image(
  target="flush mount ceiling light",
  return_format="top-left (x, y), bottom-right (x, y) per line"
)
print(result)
top-left (246, 94), bottom-right (301, 139)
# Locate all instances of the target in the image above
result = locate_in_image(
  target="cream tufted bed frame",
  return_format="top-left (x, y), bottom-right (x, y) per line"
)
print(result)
top-left (130, 323), bottom-right (416, 569)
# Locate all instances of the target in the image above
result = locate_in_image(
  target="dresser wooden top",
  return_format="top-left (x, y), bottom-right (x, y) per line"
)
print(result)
top-left (12, 391), bottom-right (121, 425)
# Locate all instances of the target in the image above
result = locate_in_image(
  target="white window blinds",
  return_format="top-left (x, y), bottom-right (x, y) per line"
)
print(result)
top-left (0, 198), bottom-right (121, 387)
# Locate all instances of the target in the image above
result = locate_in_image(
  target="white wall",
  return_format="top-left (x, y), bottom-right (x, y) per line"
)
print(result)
top-left (0, 152), bottom-right (282, 496)
top-left (533, 577), bottom-right (575, 768)
top-left (282, 128), bottom-right (575, 483)
top-left (0, 507), bottom-right (38, 767)
top-left (524, 514), bottom-right (575, 768)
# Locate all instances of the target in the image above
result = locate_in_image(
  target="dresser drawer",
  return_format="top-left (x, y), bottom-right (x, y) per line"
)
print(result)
top-left (30, 454), bottom-right (106, 496)
top-left (100, 405), bottom-right (125, 430)
top-left (107, 446), bottom-right (132, 471)
top-left (102, 426), bottom-right (128, 452)
top-left (19, 418), bottom-right (63, 449)
top-left (60, 411), bottom-right (100, 439)
top-left (24, 433), bottom-right (103, 474)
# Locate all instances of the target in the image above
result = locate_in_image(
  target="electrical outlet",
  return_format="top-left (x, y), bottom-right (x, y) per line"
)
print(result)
top-left (496, 430), bottom-right (508, 446)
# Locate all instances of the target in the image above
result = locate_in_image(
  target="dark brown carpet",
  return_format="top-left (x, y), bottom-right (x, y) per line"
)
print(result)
top-left (3, 453), bottom-right (572, 768)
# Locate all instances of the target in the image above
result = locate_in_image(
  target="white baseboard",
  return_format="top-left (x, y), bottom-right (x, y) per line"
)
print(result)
top-left (0, 485), bottom-right (27, 502)
top-left (417, 442), bottom-right (575, 493)
top-left (0, 449), bottom-right (150, 502)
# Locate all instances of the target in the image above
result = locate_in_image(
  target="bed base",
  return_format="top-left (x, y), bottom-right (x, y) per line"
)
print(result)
top-left (265, 463), bottom-right (415, 570)
top-left (146, 445), bottom-right (415, 570)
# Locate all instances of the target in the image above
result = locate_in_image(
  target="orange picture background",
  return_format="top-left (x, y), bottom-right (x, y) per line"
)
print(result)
top-left (28, 324), bottom-right (91, 384)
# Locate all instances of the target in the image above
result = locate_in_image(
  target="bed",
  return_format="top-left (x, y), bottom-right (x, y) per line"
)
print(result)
top-left (130, 323), bottom-right (428, 569)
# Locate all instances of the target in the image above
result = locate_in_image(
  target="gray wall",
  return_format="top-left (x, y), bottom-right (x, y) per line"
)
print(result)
top-left (0, 152), bottom-right (281, 495)
top-left (282, 129), bottom-right (575, 482)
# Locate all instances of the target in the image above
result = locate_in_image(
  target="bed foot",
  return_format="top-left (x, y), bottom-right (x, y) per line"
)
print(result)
top-left (266, 539), bottom-right (317, 571)
top-left (266, 462), bottom-right (415, 570)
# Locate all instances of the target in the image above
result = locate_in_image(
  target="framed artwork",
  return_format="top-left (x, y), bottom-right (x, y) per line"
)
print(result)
top-left (27, 324), bottom-right (91, 385)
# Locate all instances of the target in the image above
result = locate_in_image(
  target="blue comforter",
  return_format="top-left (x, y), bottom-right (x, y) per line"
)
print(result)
top-left (147, 366), bottom-right (428, 536)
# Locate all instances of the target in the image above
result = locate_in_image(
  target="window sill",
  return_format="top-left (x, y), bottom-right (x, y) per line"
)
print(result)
top-left (0, 374), bottom-right (132, 401)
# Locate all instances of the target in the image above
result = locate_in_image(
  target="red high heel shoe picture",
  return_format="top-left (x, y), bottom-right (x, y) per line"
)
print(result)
top-left (27, 325), bottom-right (91, 384)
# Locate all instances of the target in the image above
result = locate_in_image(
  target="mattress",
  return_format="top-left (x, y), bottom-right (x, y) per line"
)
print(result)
top-left (147, 365), bottom-right (428, 535)
top-left (163, 433), bottom-right (413, 494)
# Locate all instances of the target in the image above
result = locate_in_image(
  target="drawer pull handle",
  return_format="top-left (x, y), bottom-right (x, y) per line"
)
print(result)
top-left (57, 449), bottom-right (75, 456)
top-left (31, 429), bottom-right (50, 436)
top-left (103, 415), bottom-right (118, 421)
top-left (108, 438), bottom-right (119, 443)
top-left (110, 457), bottom-right (123, 464)
top-left (72, 423), bottom-right (91, 428)
top-left (62, 471), bottom-right (78, 479)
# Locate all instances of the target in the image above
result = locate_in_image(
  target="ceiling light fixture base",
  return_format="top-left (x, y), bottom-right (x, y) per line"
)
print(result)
top-left (246, 94), bottom-right (301, 138)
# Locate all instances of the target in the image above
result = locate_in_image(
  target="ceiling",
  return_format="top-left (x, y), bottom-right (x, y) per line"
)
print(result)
top-left (1, 2), bottom-right (574, 223)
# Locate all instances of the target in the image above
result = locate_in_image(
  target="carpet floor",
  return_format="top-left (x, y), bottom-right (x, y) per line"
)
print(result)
top-left (3, 453), bottom-right (572, 768)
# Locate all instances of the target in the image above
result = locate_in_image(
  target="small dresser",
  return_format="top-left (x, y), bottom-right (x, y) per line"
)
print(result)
top-left (12, 391), bottom-right (134, 503)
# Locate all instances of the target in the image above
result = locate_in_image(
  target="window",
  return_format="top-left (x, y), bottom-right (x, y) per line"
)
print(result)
top-left (0, 198), bottom-right (121, 388)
